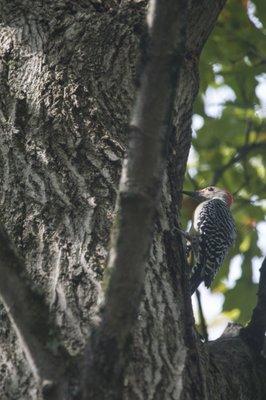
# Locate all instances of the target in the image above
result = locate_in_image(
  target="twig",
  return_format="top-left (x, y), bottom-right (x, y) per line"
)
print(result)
top-left (211, 142), bottom-right (266, 186)
top-left (241, 120), bottom-right (253, 189)
top-left (196, 289), bottom-right (208, 342)
top-left (187, 171), bottom-right (199, 190)
top-left (240, 257), bottom-right (266, 353)
top-left (211, 120), bottom-right (257, 191)
top-left (84, 0), bottom-right (188, 398)
top-left (0, 226), bottom-right (68, 397)
top-left (244, 120), bottom-right (252, 145)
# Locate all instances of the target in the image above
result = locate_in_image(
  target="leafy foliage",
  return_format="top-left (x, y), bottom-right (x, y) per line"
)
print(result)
top-left (183, 0), bottom-right (266, 328)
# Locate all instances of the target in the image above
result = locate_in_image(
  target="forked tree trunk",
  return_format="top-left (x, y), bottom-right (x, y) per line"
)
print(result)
top-left (0, 1), bottom-right (265, 399)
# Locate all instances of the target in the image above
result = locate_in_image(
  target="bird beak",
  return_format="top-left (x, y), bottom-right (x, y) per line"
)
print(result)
top-left (182, 190), bottom-right (202, 201)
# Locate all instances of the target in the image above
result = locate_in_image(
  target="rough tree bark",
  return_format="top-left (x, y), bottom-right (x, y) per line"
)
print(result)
top-left (0, 1), bottom-right (265, 399)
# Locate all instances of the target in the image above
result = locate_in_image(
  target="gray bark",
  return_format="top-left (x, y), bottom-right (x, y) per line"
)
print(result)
top-left (0, 1), bottom-right (265, 399)
top-left (84, 1), bottom-right (188, 398)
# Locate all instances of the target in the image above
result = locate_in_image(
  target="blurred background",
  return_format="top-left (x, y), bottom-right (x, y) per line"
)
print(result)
top-left (181, 0), bottom-right (266, 339)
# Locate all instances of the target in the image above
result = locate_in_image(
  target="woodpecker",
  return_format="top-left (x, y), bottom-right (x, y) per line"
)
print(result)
top-left (182, 186), bottom-right (236, 294)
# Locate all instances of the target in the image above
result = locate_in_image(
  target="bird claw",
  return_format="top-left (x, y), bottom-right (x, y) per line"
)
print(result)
top-left (172, 227), bottom-right (192, 242)
top-left (186, 243), bottom-right (192, 257)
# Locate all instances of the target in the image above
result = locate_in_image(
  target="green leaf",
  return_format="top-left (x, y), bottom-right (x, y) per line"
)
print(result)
top-left (183, 0), bottom-right (266, 327)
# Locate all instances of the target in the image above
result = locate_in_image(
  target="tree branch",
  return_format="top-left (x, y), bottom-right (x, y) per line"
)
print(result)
top-left (196, 289), bottom-right (208, 342)
top-left (187, 171), bottom-right (200, 190)
top-left (211, 142), bottom-right (266, 186)
top-left (84, 0), bottom-right (188, 398)
top-left (0, 226), bottom-right (69, 398)
top-left (240, 257), bottom-right (266, 354)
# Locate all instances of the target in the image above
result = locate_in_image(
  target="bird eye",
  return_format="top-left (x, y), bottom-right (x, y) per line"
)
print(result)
top-left (208, 187), bottom-right (214, 191)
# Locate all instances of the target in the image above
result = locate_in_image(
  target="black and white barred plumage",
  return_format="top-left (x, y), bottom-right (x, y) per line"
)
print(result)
top-left (182, 186), bottom-right (236, 294)
top-left (189, 198), bottom-right (236, 294)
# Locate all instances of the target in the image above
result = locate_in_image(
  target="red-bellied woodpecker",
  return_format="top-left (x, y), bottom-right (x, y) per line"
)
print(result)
top-left (182, 186), bottom-right (236, 294)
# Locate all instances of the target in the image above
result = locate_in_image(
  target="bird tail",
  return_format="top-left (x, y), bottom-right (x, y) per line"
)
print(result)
top-left (190, 264), bottom-right (203, 295)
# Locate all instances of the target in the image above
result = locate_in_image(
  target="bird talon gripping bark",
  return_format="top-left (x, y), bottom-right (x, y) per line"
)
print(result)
top-left (172, 227), bottom-right (192, 242)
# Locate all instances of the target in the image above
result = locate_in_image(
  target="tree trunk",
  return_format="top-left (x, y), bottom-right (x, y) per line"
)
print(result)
top-left (0, 1), bottom-right (265, 399)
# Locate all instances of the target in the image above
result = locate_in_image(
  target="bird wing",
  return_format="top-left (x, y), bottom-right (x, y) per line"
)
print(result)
top-left (196, 199), bottom-right (236, 288)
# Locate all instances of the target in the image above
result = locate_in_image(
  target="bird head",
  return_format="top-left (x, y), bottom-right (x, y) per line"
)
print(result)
top-left (182, 186), bottom-right (234, 207)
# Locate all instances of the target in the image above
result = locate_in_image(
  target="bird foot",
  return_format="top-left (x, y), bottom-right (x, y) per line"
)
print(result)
top-left (172, 227), bottom-right (192, 242)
